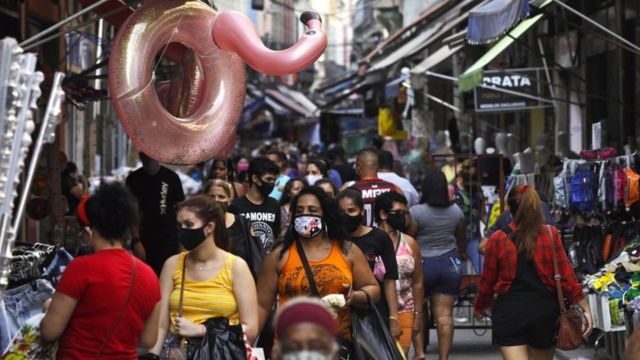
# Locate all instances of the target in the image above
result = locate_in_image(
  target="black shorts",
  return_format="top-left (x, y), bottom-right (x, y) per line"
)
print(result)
top-left (492, 293), bottom-right (560, 349)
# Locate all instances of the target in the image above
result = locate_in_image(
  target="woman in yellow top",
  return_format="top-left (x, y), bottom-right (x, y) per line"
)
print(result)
top-left (148, 195), bottom-right (258, 356)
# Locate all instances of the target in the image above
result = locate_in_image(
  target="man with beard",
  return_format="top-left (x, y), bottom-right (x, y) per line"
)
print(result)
top-left (229, 157), bottom-right (282, 254)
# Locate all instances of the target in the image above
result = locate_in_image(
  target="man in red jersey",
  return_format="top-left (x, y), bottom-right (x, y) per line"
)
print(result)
top-left (348, 148), bottom-right (402, 227)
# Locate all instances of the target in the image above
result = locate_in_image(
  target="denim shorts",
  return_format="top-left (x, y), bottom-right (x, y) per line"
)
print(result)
top-left (422, 249), bottom-right (462, 297)
top-left (3, 279), bottom-right (54, 342)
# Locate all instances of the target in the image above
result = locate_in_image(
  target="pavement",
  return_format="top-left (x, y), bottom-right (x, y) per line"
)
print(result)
top-left (413, 329), bottom-right (612, 360)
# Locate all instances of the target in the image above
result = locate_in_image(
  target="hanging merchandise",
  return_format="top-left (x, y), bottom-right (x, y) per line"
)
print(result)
top-left (554, 161), bottom-right (570, 209)
top-left (0, 37), bottom-right (65, 293)
top-left (625, 167), bottom-right (640, 210)
top-left (570, 166), bottom-right (597, 214)
top-left (378, 107), bottom-right (396, 136)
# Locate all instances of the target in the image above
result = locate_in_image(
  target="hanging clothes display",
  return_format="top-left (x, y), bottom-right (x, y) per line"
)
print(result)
top-left (0, 243), bottom-right (73, 352)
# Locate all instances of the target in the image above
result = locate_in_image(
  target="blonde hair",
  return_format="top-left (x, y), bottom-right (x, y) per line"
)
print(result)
top-left (204, 179), bottom-right (232, 198)
top-left (508, 185), bottom-right (543, 258)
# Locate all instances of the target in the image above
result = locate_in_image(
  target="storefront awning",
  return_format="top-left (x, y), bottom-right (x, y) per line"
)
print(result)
top-left (411, 44), bottom-right (463, 75)
top-left (368, 25), bottom-right (443, 73)
top-left (466, 0), bottom-right (529, 44)
top-left (458, 12), bottom-right (545, 92)
top-left (366, 0), bottom-right (478, 73)
top-left (265, 88), bottom-right (318, 119)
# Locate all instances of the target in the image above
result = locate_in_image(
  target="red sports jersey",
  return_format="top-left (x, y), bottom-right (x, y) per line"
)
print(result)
top-left (350, 178), bottom-right (400, 226)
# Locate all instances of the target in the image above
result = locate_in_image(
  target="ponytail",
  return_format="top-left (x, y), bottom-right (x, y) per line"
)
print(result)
top-left (509, 185), bottom-right (543, 258)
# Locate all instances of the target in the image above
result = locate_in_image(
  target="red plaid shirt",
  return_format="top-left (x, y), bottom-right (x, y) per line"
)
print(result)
top-left (474, 224), bottom-right (584, 315)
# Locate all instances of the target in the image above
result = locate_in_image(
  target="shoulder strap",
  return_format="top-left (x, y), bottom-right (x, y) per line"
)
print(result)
top-left (296, 240), bottom-right (320, 297)
top-left (95, 254), bottom-right (138, 359)
top-left (547, 225), bottom-right (567, 313)
top-left (179, 253), bottom-right (187, 317)
top-left (502, 226), bottom-right (515, 242)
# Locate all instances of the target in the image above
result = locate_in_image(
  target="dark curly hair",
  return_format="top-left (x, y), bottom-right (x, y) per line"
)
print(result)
top-left (84, 182), bottom-right (136, 242)
top-left (279, 187), bottom-right (348, 258)
top-left (374, 191), bottom-right (408, 222)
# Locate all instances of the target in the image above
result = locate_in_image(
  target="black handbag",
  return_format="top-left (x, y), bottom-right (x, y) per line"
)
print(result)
top-left (351, 290), bottom-right (404, 360)
top-left (187, 317), bottom-right (246, 360)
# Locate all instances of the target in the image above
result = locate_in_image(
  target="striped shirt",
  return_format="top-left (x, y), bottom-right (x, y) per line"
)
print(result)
top-left (170, 252), bottom-right (239, 331)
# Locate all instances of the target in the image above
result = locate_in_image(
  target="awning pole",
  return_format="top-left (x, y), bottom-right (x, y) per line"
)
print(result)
top-left (552, 0), bottom-right (640, 54)
top-left (426, 71), bottom-right (555, 105)
top-left (19, 0), bottom-right (112, 47)
top-left (427, 94), bottom-right (461, 113)
top-left (537, 39), bottom-right (557, 109)
top-left (22, 4), bottom-right (129, 51)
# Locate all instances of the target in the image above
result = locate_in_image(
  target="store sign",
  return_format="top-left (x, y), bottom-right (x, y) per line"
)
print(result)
top-left (474, 68), bottom-right (550, 112)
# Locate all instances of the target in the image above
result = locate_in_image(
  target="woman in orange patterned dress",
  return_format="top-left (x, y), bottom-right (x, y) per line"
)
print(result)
top-left (257, 187), bottom-right (379, 358)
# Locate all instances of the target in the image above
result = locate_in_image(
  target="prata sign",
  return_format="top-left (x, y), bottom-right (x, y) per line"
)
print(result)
top-left (474, 68), bottom-right (550, 112)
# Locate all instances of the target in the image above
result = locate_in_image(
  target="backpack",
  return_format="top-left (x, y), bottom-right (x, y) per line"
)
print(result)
top-left (570, 167), bottom-right (597, 214)
top-left (612, 165), bottom-right (627, 209)
top-left (554, 161), bottom-right (572, 209)
top-left (625, 167), bottom-right (640, 210)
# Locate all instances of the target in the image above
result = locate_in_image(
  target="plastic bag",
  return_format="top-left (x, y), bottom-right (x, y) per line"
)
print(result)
top-left (188, 317), bottom-right (246, 360)
top-left (351, 291), bottom-right (404, 360)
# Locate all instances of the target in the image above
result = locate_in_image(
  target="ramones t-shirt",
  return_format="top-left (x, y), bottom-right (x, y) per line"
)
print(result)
top-left (229, 196), bottom-right (281, 254)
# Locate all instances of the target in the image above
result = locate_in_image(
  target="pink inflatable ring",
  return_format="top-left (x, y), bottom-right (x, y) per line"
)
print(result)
top-left (108, 0), bottom-right (245, 164)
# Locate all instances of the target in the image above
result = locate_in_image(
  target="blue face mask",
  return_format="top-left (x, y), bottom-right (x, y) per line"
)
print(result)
top-left (282, 351), bottom-right (332, 360)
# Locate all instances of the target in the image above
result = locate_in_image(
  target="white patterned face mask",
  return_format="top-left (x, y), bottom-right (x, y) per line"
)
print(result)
top-left (282, 351), bottom-right (332, 360)
top-left (294, 215), bottom-right (323, 238)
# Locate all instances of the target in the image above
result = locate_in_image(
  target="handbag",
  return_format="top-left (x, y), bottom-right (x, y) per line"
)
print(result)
top-left (163, 254), bottom-right (188, 360)
top-left (548, 226), bottom-right (585, 351)
top-left (350, 290), bottom-right (404, 360)
top-left (187, 317), bottom-right (246, 360)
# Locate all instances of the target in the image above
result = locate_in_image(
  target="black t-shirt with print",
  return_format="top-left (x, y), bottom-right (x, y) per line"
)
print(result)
top-left (352, 228), bottom-right (399, 280)
top-left (126, 166), bottom-right (185, 246)
top-left (229, 196), bottom-right (281, 254)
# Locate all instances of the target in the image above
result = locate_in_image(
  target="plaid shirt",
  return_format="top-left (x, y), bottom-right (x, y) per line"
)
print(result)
top-left (474, 224), bottom-right (584, 315)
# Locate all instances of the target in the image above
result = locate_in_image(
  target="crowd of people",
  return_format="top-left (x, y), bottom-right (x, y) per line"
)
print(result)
top-left (36, 141), bottom-right (599, 360)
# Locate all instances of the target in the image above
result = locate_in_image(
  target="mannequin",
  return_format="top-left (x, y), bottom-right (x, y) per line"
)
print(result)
top-left (513, 148), bottom-right (537, 174)
top-left (556, 131), bottom-right (579, 159)
top-left (535, 133), bottom-right (553, 169)
top-left (495, 132), bottom-right (508, 156)
top-left (506, 133), bottom-right (518, 161)
top-left (474, 137), bottom-right (487, 155)
top-left (459, 132), bottom-right (473, 154)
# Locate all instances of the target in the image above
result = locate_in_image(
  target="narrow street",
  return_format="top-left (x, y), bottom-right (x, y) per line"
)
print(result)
top-left (419, 328), bottom-right (610, 360)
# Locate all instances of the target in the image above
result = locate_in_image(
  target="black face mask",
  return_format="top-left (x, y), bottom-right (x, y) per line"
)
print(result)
top-left (178, 227), bottom-right (207, 251)
top-left (343, 213), bottom-right (362, 233)
top-left (256, 179), bottom-right (275, 197)
top-left (386, 212), bottom-right (408, 232)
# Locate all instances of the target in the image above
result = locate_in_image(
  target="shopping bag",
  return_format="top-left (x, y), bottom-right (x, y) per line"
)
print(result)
top-left (351, 291), bottom-right (404, 360)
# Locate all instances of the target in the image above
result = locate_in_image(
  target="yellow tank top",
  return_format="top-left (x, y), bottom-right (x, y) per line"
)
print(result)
top-left (169, 252), bottom-right (239, 332)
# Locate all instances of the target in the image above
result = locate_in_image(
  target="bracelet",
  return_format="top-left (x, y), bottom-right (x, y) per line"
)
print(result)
top-left (413, 310), bottom-right (423, 314)
top-left (389, 316), bottom-right (399, 322)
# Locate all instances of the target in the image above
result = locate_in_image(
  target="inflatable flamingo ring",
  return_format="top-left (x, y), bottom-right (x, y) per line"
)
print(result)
top-left (108, 0), bottom-right (327, 164)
